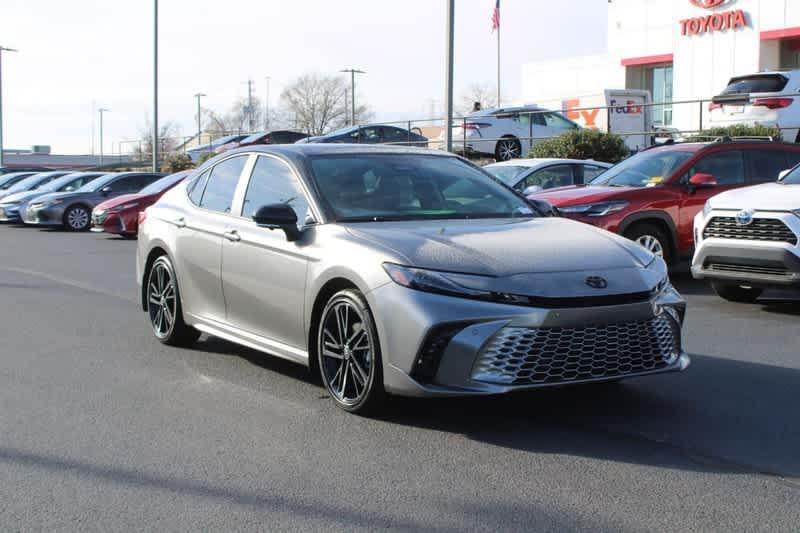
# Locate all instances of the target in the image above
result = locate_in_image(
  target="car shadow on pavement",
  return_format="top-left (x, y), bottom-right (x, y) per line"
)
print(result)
top-left (379, 354), bottom-right (800, 479)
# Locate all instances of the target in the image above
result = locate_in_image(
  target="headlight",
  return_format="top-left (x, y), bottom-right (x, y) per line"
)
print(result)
top-left (110, 202), bottom-right (140, 213)
top-left (703, 200), bottom-right (713, 218)
top-left (42, 199), bottom-right (64, 207)
top-left (0, 200), bottom-right (20, 207)
top-left (558, 201), bottom-right (629, 217)
top-left (383, 263), bottom-right (493, 298)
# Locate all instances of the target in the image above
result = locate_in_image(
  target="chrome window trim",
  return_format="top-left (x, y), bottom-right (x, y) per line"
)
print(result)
top-left (185, 153), bottom-right (252, 219)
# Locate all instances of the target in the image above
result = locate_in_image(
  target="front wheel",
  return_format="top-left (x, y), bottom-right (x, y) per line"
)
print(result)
top-left (146, 255), bottom-right (201, 346)
top-left (624, 223), bottom-right (671, 265)
top-left (495, 137), bottom-right (521, 161)
top-left (711, 282), bottom-right (763, 303)
top-left (63, 205), bottom-right (91, 231)
top-left (317, 289), bottom-right (384, 415)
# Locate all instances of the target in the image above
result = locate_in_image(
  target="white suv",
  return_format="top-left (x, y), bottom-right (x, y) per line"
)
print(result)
top-left (692, 165), bottom-right (800, 303)
top-left (441, 105), bottom-right (580, 161)
top-left (708, 70), bottom-right (800, 143)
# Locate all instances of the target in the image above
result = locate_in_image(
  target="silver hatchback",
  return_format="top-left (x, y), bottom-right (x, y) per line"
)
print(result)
top-left (137, 145), bottom-right (689, 414)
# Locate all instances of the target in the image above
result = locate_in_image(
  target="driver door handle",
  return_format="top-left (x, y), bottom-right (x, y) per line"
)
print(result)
top-left (223, 230), bottom-right (241, 242)
top-left (173, 217), bottom-right (186, 228)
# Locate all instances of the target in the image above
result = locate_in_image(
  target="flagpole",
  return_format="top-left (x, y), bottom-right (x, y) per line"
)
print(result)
top-left (496, 23), bottom-right (501, 107)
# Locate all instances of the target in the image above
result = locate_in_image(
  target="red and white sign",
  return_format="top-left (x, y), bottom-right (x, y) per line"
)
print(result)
top-left (680, 0), bottom-right (747, 37)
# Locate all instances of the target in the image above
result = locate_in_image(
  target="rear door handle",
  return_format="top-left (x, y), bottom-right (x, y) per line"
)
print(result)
top-left (173, 217), bottom-right (186, 228)
top-left (223, 230), bottom-right (241, 242)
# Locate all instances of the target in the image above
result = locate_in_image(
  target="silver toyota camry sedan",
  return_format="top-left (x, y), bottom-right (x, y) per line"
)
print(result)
top-left (137, 144), bottom-right (689, 414)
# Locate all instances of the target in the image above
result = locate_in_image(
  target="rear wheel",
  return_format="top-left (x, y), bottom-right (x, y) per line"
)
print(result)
top-left (146, 255), bottom-right (201, 346)
top-left (495, 137), bottom-right (521, 161)
top-left (624, 223), bottom-right (671, 264)
top-left (63, 205), bottom-right (90, 231)
top-left (317, 289), bottom-right (384, 415)
top-left (711, 282), bottom-right (763, 303)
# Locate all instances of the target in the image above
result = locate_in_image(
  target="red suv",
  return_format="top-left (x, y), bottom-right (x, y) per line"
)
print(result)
top-left (530, 139), bottom-right (800, 264)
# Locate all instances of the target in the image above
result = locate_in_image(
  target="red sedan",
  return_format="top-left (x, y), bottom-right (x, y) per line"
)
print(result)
top-left (91, 170), bottom-right (192, 237)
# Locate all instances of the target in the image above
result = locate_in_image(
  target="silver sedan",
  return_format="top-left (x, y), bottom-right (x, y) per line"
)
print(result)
top-left (137, 145), bottom-right (689, 414)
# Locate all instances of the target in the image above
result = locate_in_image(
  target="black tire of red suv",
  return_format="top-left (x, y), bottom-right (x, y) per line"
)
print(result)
top-left (711, 282), bottom-right (763, 304)
top-left (624, 223), bottom-right (672, 265)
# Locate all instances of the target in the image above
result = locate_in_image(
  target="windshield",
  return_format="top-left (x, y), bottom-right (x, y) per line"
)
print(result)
top-left (76, 173), bottom-right (117, 193)
top-left (40, 173), bottom-right (96, 192)
top-left (589, 150), bottom-right (694, 187)
top-left (0, 173), bottom-right (34, 189)
top-left (5, 174), bottom-right (52, 193)
top-left (309, 154), bottom-right (536, 222)
top-left (324, 126), bottom-right (359, 138)
top-left (483, 165), bottom-right (528, 186)
top-left (780, 165), bottom-right (800, 184)
top-left (138, 172), bottom-right (188, 195)
top-left (241, 132), bottom-right (266, 144)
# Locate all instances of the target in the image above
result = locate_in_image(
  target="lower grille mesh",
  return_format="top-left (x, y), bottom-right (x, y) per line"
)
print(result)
top-left (472, 315), bottom-right (680, 385)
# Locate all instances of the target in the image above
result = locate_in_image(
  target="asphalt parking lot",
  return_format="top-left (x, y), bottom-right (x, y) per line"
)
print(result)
top-left (1, 226), bottom-right (799, 531)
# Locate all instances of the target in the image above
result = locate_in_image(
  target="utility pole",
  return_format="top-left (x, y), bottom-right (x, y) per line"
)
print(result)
top-left (98, 108), bottom-right (110, 167)
top-left (340, 68), bottom-right (365, 126)
top-left (264, 77), bottom-right (271, 131)
top-left (193, 92), bottom-right (205, 145)
top-left (152, 0), bottom-right (159, 172)
top-left (0, 46), bottom-right (19, 168)
top-left (344, 88), bottom-right (349, 128)
top-left (443, 0), bottom-right (455, 153)
top-left (246, 79), bottom-right (254, 132)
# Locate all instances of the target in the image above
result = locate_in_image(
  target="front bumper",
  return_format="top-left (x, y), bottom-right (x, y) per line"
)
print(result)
top-left (23, 204), bottom-right (66, 226)
top-left (367, 281), bottom-right (688, 397)
top-left (0, 205), bottom-right (21, 222)
top-left (91, 209), bottom-right (130, 234)
top-left (692, 211), bottom-right (800, 288)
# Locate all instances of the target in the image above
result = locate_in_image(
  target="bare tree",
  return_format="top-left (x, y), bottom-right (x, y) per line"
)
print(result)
top-left (458, 83), bottom-right (498, 116)
top-left (280, 73), bottom-right (371, 136)
top-left (205, 96), bottom-right (264, 136)
top-left (134, 118), bottom-right (182, 161)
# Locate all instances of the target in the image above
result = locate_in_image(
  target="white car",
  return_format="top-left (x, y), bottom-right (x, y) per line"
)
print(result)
top-left (483, 158), bottom-right (612, 195)
top-left (692, 165), bottom-right (800, 303)
top-left (441, 105), bottom-right (580, 161)
top-left (708, 70), bottom-right (800, 143)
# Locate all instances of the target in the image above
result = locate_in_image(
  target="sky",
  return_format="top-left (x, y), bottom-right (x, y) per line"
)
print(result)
top-left (0, 0), bottom-right (607, 154)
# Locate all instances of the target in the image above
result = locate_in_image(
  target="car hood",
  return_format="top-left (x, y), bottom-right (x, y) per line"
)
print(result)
top-left (95, 192), bottom-right (153, 211)
top-left (0, 190), bottom-right (43, 204)
top-left (31, 191), bottom-right (89, 204)
top-left (531, 185), bottom-right (630, 206)
top-left (345, 218), bottom-right (661, 298)
top-left (708, 182), bottom-right (800, 211)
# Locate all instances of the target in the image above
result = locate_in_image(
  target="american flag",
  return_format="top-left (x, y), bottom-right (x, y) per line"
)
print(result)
top-left (491, 0), bottom-right (500, 33)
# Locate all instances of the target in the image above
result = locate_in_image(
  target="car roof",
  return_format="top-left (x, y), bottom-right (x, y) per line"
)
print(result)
top-left (486, 158), bottom-right (610, 168)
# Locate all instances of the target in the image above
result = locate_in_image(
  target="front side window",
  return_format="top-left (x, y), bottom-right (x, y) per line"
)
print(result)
top-left (522, 165), bottom-right (574, 191)
top-left (199, 155), bottom-right (248, 213)
top-left (309, 154), bottom-right (535, 222)
top-left (241, 156), bottom-right (310, 223)
top-left (747, 150), bottom-right (788, 184)
top-left (691, 151), bottom-right (745, 185)
top-left (582, 164), bottom-right (608, 182)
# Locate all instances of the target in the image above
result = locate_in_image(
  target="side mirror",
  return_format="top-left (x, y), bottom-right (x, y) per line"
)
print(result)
top-left (778, 168), bottom-right (792, 181)
top-left (688, 173), bottom-right (717, 188)
top-left (522, 185), bottom-right (543, 196)
top-left (253, 203), bottom-right (301, 241)
top-left (100, 186), bottom-right (113, 196)
top-left (527, 198), bottom-right (560, 217)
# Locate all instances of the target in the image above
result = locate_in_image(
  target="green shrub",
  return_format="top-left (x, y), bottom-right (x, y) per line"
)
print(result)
top-left (530, 130), bottom-right (629, 164)
top-left (686, 124), bottom-right (783, 142)
top-left (162, 153), bottom-right (194, 173)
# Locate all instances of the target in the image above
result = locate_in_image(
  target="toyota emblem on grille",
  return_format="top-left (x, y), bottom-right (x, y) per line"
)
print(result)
top-left (735, 209), bottom-right (754, 226)
top-left (585, 276), bottom-right (608, 289)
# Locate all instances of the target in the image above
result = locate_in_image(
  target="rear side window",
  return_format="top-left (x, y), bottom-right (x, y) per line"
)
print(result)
top-left (199, 155), bottom-right (248, 213)
top-left (747, 150), bottom-right (788, 184)
top-left (188, 169), bottom-right (211, 205)
top-left (720, 75), bottom-right (788, 95)
top-left (691, 151), bottom-right (745, 185)
top-left (543, 112), bottom-right (577, 129)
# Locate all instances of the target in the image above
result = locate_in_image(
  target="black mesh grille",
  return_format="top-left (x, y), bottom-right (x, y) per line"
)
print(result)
top-left (472, 315), bottom-right (680, 386)
top-left (703, 217), bottom-right (797, 245)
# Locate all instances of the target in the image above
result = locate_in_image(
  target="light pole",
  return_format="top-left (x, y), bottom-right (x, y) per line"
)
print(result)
top-left (264, 77), bottom-right (271, 131)
top-left (0, 46), bottom-right (19, 168)
top-left (193, 92), bottom-right (205, 145)
top-left (443, 0), bottom-right (455, 153)
top-left (340, 68), bottom-right (365, 126)
top-left (152, 0), bottom-right (159, 172)
top-left (98, 108), bottom-right (110, 167)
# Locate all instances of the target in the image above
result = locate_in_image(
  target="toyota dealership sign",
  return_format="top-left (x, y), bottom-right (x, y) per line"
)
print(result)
top-left (681, 0), bottom-right (747, 37)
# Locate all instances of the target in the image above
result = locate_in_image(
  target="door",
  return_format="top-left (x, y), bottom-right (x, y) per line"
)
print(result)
top-left (176, 155), bottom-right (249, 323)
top-left (678, 150), bottom-right (746, 252)
top-left (221, 155), bottom-right (311, 349)
top-left (101, 174), bottom-right (144, 199)
top-left (745, 149), bottom-right (789, 185)
top-left (516, 164), bottom-right (575, 192)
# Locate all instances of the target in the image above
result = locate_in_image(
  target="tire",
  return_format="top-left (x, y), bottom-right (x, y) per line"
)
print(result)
top-left (495, 137), bottom-right (522, 161)
top-left (711, 281), bottom-right (763, 303)
top-left (63, 205), bottom-right (91, 231)
top-left (624, 223), bottom-right (672, 265)
top-left (317, 289), bottom-right (384, 415)
top-left (146, 255), bottom-right (201, 346)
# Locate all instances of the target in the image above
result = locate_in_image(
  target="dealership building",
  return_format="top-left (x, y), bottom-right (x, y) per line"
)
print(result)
top-left (522, 0), bottom-right (800, 133)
